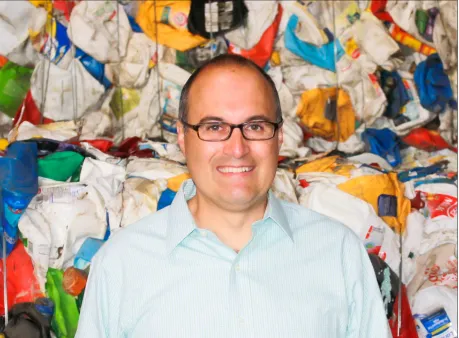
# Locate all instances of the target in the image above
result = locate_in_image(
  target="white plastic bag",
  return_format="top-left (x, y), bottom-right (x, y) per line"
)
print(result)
top-left (105, 33), bottom-right (154, 89)
top-left (67, 0), bottom-right (132, 63)
top-left (30, 59), bottom-right (105, 121)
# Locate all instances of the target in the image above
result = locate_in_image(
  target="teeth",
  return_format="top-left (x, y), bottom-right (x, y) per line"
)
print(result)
top-left (218, 167), bottom-right (252, 173)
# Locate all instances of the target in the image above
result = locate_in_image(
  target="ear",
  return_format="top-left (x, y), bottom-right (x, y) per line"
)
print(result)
top-left (177, 121), bottom-right (186, 156)
top-left (277, 125), bottom-right (283, 149)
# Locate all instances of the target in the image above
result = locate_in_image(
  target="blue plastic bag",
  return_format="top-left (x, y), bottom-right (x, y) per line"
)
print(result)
top-left (284, 15), bottom-right (344, 72)
top-left (414, 53), bottom-right (455, 114)
top-left (362, 128), bottom-right (402, 168)
top-left (157, 188), bottom-right (177, 211)
top-left (0, 142), bottom-right (38, 256)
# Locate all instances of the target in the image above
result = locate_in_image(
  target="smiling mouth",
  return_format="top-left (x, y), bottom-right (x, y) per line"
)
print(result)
top-left (217, 166), bottom-right (254, 173)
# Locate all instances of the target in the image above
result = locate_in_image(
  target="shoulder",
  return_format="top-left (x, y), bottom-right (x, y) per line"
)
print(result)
top-left (279, 199), bottom-right (362, 245)
top-left (93, 206), bottom-right (171, 266)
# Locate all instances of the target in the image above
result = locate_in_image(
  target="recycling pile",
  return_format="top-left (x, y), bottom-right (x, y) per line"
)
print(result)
top-left (0, 1), bottom-right (457, 337)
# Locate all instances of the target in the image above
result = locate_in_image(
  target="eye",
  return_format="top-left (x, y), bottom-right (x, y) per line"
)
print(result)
top-left (246, 122), bottom-right (265, 132)
top-left (205, 123), bottom-right (223, 132)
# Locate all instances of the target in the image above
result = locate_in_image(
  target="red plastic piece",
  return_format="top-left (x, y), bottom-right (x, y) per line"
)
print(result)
top-left (13, 90), bottom-right (54, 127)
top-left (403, 128), bottom-right (454, 152)
top-left (228, 4), bottom-right (283, 68)
top-left (370, 0), bottom-right (394, 23)
top-left (73, 139), bottom-right (114, 153)
top-left (0, 241), bottom-right (44, 315)
top-left (388, 285), bottom-right (419, 338)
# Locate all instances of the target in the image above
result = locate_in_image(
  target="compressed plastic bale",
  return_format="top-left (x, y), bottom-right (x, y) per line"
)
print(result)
top-left (225, 1), bottom-right (278, 50)
top-left (228, 4), bottom-right (283, 68)
top-left (337, 172), bottom-right (411, 233)
top-left (188, 0), bottom-right (248, 39)
top-left (0, 1), bottom-right (40, 65)
top-left (0, 61), bottom-right (33, 118)
top-left (105, 33), bottom-right (154, 89)
top-left (9, 121), bottom-right (79, 143)
top-left (411, 286), bottom-right (458, 336)
top-left (30, 59), bottom-right (105, 121)
top-left (299, 182), bottom-right (387, 252)
top-left (296, 87), bottom-right (355, 142)
top-left (271, 169), bottom-right (298, 204)
top-left (136, 1), bottom-right (208, 52)
top-left (67, 0), bottom-right (131, 63)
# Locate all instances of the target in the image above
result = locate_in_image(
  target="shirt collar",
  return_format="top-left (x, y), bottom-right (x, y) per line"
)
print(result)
top-left (166, 179), bottom-right (294, 255)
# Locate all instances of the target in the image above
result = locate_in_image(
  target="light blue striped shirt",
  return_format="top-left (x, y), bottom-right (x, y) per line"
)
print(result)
top-left (76, 179), bottom-right (390, 337)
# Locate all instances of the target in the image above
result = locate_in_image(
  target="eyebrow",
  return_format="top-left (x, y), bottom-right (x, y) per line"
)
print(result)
top-left (197, 115), bottom-right (273, 124)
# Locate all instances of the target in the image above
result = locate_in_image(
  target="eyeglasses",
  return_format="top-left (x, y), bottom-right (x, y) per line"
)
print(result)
top-left (180, 118), bottom-right (283, 142)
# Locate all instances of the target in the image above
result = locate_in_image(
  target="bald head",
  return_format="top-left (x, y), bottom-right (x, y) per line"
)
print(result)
top-left (178, 54), bottom-right (282, 124)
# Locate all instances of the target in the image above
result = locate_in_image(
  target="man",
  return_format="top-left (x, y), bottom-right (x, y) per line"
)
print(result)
top-left (76, 54), bottom-right (390, 337)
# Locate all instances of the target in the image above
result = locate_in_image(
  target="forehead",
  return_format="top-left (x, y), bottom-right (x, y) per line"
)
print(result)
top-left (187, 64), bottom-right (277, 122)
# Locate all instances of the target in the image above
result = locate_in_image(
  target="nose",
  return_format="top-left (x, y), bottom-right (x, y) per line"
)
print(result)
top-left (223, 127), bottom-right (250, 159)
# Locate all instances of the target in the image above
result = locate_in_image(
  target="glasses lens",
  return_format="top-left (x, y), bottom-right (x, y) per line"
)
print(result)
top-left (198, 122), bottom-right (231, 141)
top-left (242, 121), bottom-right (275, 140)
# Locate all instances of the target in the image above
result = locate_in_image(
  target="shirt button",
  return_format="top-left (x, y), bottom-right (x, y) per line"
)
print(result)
top-left (238, 317), bottom-right (245, 325)
top-left (200, 231), bottom-right (207, 237)
top-left (235, 264), bottom-right (241, 272)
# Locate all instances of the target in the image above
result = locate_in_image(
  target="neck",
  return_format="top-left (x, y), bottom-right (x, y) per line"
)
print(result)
top-left (187, 192), bottom-right (268, 252)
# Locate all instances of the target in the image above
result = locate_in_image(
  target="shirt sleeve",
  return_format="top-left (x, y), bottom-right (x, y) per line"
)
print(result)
top-left (342, 230), bottom-right (392, 338)
top-left (75, 251), bottom-right (121, 338)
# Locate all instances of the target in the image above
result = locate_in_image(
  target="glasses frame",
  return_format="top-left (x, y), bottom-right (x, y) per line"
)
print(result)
top-left (180, 118), bottom-right (284, 142)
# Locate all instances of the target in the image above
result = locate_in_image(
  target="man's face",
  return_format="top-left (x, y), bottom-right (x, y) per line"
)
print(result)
top-left (177, 65), bottom-right (283, 211)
